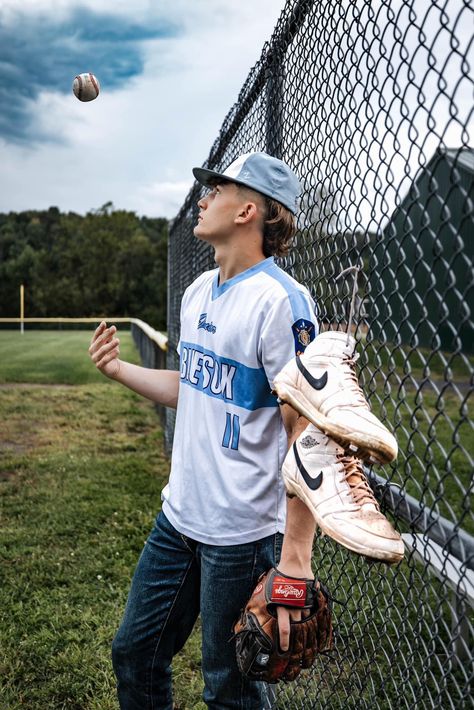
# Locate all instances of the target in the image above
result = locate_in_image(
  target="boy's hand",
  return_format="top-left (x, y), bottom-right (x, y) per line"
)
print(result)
top-left (276, 604), bottom-right (305, 652)
top-left (89, 321), bottom-right (121, 379)
top-left (274, 558), bottom-right (313, 650)
top-left (233, 568), bottom-right (333, 683)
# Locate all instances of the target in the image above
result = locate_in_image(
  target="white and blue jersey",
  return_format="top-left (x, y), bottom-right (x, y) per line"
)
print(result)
top-left (161, 256), bottom-right (317, 545)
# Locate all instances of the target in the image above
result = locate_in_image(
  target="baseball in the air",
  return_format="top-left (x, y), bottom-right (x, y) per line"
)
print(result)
top-left (72, 73), bottom-right (100, 102)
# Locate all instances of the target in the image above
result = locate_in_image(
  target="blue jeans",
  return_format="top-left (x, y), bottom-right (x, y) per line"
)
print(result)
top-left (112, 510), bottom-right (283, 709)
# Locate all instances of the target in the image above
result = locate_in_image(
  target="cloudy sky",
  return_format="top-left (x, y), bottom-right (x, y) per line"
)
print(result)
top-left (0, 0), bottom-right (285, 218)
top-left (1, 0), bottom-right (472, 225)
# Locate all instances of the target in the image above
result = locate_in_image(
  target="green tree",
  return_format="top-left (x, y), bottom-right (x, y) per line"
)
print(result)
top-left (0, 207), bottom-right (169, 330)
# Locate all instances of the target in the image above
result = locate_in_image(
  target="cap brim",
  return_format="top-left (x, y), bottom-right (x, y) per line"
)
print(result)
top-left (192, 165), bottom-right (298, 214)
top-left (192, 166), bottom-right (229, 187)
top-left (193, 166), bottom-right (267, 195)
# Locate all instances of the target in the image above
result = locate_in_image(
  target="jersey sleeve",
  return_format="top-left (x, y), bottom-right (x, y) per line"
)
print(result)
top-left (259, 288), bottom-right (318, 388)
top-left (176, 297), bottom-right (184, 355)
top-left (176, 281), bottom-right (192, 355)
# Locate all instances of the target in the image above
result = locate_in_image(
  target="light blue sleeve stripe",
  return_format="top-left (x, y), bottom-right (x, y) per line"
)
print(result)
top-left (266, 263), bottom-right (315, 322)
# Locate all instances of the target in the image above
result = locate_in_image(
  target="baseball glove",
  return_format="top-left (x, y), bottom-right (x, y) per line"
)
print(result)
top-left (233, 567), bottom-right (332, 683)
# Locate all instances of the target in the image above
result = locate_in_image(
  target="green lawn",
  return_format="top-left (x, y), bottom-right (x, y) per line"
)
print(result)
top-left (0, 331), bottom-right (205, 709)
top-left (0, 329), bottom-right (140, 385)
top-left (357, 336), bottom-right (472, 382)
top-left (366, 386), bottom-right (473, 535)
top-left (0, 330), bottom-right (471, 709)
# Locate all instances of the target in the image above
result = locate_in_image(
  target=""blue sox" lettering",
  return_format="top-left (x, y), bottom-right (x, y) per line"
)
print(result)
top-left (180, 345), bottom-right (236, 400)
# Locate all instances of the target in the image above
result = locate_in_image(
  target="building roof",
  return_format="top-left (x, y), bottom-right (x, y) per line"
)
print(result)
top-left (442, 147), bottom-right (474, 173)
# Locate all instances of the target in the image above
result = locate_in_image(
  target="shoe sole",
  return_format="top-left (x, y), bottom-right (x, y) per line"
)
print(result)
top-left (273, 382), bottom-right (396, 465)
top-left (284, 475), bottom-right (404, 564)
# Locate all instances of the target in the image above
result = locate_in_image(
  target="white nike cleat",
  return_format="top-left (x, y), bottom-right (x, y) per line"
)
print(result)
top-left (283, 425), bottom-right (404, 564)
top-left (273, 330), bottom-right (398, 465)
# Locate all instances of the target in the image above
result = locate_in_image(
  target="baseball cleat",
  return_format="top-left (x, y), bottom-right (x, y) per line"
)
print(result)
top-left (273, 330), bottom-right (398, 465)
top-left (283, 425), bottom-right (404, 564)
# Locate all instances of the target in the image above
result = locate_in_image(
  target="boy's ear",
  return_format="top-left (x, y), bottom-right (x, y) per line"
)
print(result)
top-left (235, 202), bottom-right (258, 224)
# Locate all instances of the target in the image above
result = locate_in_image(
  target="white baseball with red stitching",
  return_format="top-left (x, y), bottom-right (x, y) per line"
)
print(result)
top-left (72, 73), bottom-right (100, 102)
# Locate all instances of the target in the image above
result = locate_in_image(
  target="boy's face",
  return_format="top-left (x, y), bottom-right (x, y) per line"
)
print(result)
top-left (194, 182), bottom-right (251, 243)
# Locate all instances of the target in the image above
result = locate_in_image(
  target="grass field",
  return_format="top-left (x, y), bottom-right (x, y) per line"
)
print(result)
top-left (0, 330), bottom-right (205, 709)
top-left (0, 330), bottom-right (139, 385)
top-left (0, 330), bottom-right (471, 709)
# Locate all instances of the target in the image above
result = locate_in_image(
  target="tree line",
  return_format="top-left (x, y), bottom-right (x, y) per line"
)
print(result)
top-left (0, 204), bottom-right (168, 330)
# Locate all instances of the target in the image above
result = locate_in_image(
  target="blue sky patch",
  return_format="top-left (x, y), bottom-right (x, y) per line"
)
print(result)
top-left (0, 6), bottom-right (180, 143)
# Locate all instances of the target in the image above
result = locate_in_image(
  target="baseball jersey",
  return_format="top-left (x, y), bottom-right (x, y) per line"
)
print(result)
top-left (161, 256), bottom-right (317, 545)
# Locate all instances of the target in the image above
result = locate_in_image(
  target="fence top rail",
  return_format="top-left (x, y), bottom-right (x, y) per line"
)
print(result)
top-left (0, 317), bottom-right (168, 351)
top-left (0, 317), bottom-right (133, 323)
top-left (130, 319), bottom-right (168, 351)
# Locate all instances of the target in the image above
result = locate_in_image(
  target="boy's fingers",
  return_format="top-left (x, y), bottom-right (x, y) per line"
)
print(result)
top-left (276, 606), bottom-right (304, 652)
top-left (97, 348), bottom-right (120, 369)
top-left (90, 326), bottom-right (116, 352)
top-left (276, 606), bottom-right (291, 651)
top-left (90, 324), bottom-right (104, 349)
top-left (92, 321), bottom-right (107, 340)
top-left (98, 338), bottom-right (119, 358)
top-left (91, 338), bottom-right (118, 364)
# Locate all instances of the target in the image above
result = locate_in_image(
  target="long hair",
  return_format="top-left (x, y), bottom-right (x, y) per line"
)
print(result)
top-left (261, 197), bottom-right (297, 258)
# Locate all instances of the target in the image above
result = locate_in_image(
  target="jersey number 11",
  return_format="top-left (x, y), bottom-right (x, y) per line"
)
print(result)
top-left (222, 413), bottom-right (240, 450)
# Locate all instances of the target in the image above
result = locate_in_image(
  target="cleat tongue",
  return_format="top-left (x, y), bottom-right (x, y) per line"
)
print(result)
top-left (361, 502), bottom-right (378, 512)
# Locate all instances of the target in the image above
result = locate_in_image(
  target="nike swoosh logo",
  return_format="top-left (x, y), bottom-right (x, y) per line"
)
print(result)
top-left (296, 357), bottom-right (328, 390)
top-left (293, 442), bottom-right (323, 490)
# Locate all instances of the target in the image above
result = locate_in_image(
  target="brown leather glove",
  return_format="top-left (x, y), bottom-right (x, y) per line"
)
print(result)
top-left (233, 567), bottom-right (333, 683)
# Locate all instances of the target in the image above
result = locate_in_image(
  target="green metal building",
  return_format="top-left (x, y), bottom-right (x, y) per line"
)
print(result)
top-left (369, 147), bottom-right (473, 354)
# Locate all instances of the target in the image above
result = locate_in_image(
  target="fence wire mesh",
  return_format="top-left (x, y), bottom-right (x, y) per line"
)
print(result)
top-left (167, 0), bottom-right (473, 707)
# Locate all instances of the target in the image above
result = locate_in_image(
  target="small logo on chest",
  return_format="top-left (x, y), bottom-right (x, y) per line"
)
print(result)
top-left (198, 313), bottom-right (216, 333)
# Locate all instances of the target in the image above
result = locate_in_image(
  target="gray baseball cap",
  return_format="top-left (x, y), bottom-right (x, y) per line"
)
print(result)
top-left (192, 151), bottom-right (301, 214)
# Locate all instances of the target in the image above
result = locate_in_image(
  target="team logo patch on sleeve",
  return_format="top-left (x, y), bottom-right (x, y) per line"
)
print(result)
top-left (292, 319), bottom-right (315, 355)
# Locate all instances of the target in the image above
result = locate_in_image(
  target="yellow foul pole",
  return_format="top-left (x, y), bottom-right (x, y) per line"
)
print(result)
top-left (20, 284), bottom-right (24, 334)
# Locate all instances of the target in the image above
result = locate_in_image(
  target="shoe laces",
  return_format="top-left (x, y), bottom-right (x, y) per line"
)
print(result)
top-left (338, 455), bottom-right (380, 509)
top-left (341, 353), bottom-right (369, 408)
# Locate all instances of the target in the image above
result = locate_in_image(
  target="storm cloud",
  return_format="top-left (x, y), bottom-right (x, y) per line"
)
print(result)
top-left (0, 6), bottom-right (179, 142)
top-left (0, 0), bottom-right (287, 217)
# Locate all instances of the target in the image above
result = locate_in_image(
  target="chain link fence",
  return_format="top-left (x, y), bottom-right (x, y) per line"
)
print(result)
top-left (167, 0), bottom-right (473, 707)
